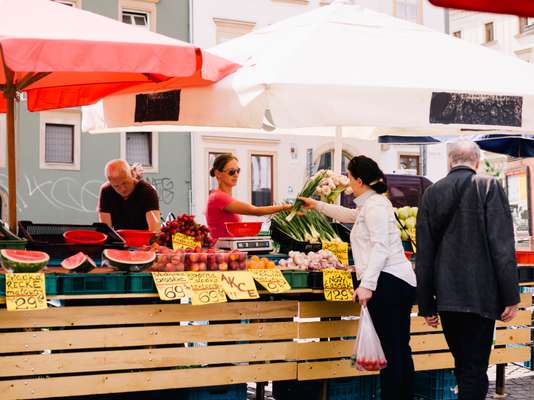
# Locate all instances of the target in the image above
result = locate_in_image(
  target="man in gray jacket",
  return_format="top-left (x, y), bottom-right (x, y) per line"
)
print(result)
top-left (416, 141), bottom-right (519, 400)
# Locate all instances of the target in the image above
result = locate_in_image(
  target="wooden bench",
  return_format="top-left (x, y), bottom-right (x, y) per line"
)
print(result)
top-left (0, 292), bottom-right (530, 399)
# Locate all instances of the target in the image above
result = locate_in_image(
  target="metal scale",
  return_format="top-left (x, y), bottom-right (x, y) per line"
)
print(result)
top-left (215, 236), bottom-right (273, 254)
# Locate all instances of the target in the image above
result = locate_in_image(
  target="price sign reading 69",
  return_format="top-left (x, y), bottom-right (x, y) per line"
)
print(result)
top-left (186, 272), bottom-right (227, 305)
top-left (152, 272), bottom-right (191, 301)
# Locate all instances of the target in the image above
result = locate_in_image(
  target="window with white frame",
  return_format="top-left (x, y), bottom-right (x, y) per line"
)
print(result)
top-left (519, 17), bottom-right (534, 34)
top-left (213, 18), bottom-right (256, 44)
top-left (394, 0), bottom-right (421, 24)
top-left (251, 154), bottom-right (274, 206)
top-left (39, 110), bottom-right (81, 170)
top-left (121, 132), bottom-right (159, 173)
top-left (120, 0), bottom-right (156, 31)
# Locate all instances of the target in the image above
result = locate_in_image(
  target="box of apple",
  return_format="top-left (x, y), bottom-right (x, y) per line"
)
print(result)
top-left (147, 246), bottom-right (246, 272)
top-left (394, 206), bottom-right (417, 242)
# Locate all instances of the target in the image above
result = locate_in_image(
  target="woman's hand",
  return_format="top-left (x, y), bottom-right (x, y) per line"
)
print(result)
top-left (298, 196), bottom-right (320, 210)
top-left (353, 286), bottom-right (373, 306)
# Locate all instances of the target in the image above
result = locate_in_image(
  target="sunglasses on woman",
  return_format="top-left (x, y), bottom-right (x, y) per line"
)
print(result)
top-left (224, 168), bottom-right (241, 176)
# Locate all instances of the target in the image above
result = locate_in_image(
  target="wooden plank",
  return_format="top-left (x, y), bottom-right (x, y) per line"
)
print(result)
top-left (298, 320), bottom-right (357, 339)
top-left (0, 301), bottom-right (298, 329)
top-left (519, 292), bottom-right (532, 308)
top-left (0, 362), bottom-right (297, 399)
top-left (0, 342), bottom-right (297, 377)
top-left (297, 346), bottom-right (531, 381)
top-left (299, 301), bottom-right (360, 318)
top-left (0, 321), bottom-right (297, 353)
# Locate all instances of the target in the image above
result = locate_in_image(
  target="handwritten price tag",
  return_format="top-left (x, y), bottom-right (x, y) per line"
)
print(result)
top-left (152, 272), bottom-right (191, 301)
top-left (323, 269), bottom-right (354, 302)
top-left (186, 272), bottom-right (227, 305)
top-left (249, 269), bottom-right (291, 293)
top-left (6, 273), bottom-right (47, 311)
top-left (220, 271), bottom-right (259, 300)
top-left (172, 233), bottom-right (202, 250)
top-left (322, 241), bottom-right (349, 265)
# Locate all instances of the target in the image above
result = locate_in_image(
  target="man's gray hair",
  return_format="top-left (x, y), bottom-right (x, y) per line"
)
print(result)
top-left (448, 140), bottom-right (481, 168)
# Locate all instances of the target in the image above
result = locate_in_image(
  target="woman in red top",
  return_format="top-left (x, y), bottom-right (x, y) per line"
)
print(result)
top-left (206, 154), bottom-right (291, 240)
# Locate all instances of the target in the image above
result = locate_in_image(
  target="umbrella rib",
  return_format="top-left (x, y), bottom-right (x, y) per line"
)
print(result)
top-left (0, 45), bottom-right (16, 95)
top-left (17, 72), bottom-right (52, 91)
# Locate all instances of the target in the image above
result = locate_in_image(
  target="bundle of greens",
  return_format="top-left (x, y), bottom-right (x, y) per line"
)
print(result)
top-left (271, 208), bottom-right (341, 243)
top-left (286, 170), bottom-right (328, 222)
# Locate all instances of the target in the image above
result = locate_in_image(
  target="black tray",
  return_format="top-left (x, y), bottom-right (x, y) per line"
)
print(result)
top-left (518, 266), bottom-right (534, 283)
top-left (18, 221), bottom-right (126, 266)
top-left (270, 224), bottom-right (322, 254)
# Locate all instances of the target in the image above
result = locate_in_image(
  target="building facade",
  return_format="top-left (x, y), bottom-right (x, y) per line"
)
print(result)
top-left (189, 0), bottom-right (449, 223)
top-left (0, 0), bottom-right (192, 225)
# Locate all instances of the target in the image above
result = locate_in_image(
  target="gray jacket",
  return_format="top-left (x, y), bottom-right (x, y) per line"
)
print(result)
top-left (416, 166), bottom-right (520, 320)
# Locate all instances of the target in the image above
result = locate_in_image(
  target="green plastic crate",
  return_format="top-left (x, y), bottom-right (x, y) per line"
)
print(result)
top-left (282, 270), bottom-right (309, 289)
top-left (328, 376), bottom-right (381, 400)
top-left (182, 384), bottom-right (247, 400)
top-left (0, 273), bottom-right (58, 295)
top-left (414, 369), bottom-right (457, 400)
top-left (60, 273), bottom-right (127, 295)
top-left (0, 239), bottom-right (27, 250)
top-left (127, 273), bottom-right (156, 293)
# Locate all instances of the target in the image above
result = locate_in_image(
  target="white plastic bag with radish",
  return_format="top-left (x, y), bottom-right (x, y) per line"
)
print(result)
top-left (351, 306), bottom-right (387, 371)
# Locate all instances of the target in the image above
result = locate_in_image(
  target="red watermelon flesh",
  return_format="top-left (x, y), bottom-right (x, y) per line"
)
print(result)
top-left (61, 252), bottom-right (96, 273)
top-left (0, 249), bottom-right (49, 273)
top-left (102, 249), bottom-right (156, 271)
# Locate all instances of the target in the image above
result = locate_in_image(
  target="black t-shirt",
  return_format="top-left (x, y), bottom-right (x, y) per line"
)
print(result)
top-left (98, 180), bottom-right (159, 230)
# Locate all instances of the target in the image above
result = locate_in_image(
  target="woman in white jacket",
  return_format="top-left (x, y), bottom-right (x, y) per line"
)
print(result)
top-left (300, 155), bottom-right (416, 400)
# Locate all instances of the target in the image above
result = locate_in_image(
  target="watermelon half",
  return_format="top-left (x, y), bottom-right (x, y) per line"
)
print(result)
top-left (61, 252), bottom-right (96, 273)
top-left (102, 249), bottom-right (156, 272)
top-left (0, 249), bottom-right (49, 273)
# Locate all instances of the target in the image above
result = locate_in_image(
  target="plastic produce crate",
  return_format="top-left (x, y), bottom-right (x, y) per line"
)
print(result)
top-left (414, 369), bottom-right (457, 400)
top-left (181, 384), bottom-right (247, 400)
top-left (327, 376), bottom-right (381, 400)
top-left (0, 239), bottom-right (27, 250)
top-left (127, 273), bottom-right (156, 293)
top-left (308, 271), bottom-right (357, 290)
top-left (282, 270), bottom-right (309, 288)
top-left (518, 266), bottom-right (534, 283)
top-left (0, 273), bottom-right (59, 295)
top-left (270, 224), bottom-right (322, 254)
top-left (273, 380), bottom-right (322, 400)
top-left (59, 273), bottom-right (127, 295)
top-left (18, 221), bottom-right (125, 266)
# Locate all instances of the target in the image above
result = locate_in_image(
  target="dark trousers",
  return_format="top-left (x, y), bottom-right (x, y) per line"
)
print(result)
top-left (366, 272), bottom-right (416, 400)
top-left (439, 312), bottom-right (495, 400)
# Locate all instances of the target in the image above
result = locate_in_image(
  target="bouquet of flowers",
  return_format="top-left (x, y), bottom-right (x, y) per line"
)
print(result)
top-left (314, 170), bottom-right (352, 204)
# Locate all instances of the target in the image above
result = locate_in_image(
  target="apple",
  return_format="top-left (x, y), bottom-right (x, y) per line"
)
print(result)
top-left (218, 262), bottom-right (228, 271)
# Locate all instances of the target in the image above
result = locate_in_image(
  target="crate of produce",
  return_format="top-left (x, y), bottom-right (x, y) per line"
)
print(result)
top-left (282, 270), bottom-right (309, 288)
top-left (273, 380), bottom-right (322, 400)
top-left (270, 224), bottom-right (322, 254)
top-left (308, 271), bottom-right (357, 290)
top-left (18, 221), bottom-right (126, 266)
top-left (414, 369), bottom-right (457, 400)
top-left (181, 384), bottom-right (247, 400)
top-left (59, 273), bottom-right (127, 295)
top-left (327, 376), bottom-right (380, 400)
top-left (0, 273), bottom-right (59, 295)
top-left (127, 273), bottom-right (156, 293)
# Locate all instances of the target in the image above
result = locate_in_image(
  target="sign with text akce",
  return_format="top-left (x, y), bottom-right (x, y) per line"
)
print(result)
top-left (220, 271), bottom-right (259, 300)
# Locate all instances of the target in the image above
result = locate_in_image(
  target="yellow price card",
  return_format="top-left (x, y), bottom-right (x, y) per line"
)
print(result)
top-left (6, 273), bottom-right (47, 311)
top-left (220, 271), bottom-right (259, 300)
top-left (249, 269), bottom-right (291, 293)
top-left (152, 272), bottom-right (191, 301)
top-left (186, 272), bottom-right (227, 305)
top-left (322, 269), bottom-right (354, 302)
top-left (322, 241), bottom-right (349, 266)
top-left (172, 232), bottom-right (202, 250)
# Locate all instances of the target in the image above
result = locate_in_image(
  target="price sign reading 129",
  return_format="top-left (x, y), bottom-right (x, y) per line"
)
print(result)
top-left (323, 269), bottom-right (354, 302)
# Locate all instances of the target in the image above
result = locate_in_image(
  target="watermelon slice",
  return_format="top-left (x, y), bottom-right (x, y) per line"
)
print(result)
top-left (0, 249), bottom-right (49, 273)
top-left (102, 249), bottom-right (156, 272)
top-left (61, 252), bottom-right (96, 273)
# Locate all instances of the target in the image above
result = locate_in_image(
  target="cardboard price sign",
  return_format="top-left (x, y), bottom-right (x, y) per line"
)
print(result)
top-left (220, 271), bottom-right (259, 300)
top-left (323, 269), bottom-right (354, 302)
top-left (152, 272), bottom-right (191, 301)
top-left (249, 269), bottom-right (290, 293)
top-left (5, 273), bottom-right (47, 311)
top-left (172, 232), bottom-right (201, 250)
top-left (186, 272), bottom-right (227, 305)
top-left (322, 241), bottom-right (349, 265)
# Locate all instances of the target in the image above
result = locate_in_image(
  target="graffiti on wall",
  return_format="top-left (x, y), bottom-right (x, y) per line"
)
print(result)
top-left (145, 177), bottom-right (175, 205)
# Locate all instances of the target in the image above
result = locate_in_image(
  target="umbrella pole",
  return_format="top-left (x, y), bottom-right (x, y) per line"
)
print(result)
top-left (333, 126), bottom-right (343, 175)
top-left (5, 87), bottom-right (17, 233)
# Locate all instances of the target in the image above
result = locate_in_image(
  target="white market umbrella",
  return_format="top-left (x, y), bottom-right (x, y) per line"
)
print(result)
top-left (83, 0), bottom-right (534, 172)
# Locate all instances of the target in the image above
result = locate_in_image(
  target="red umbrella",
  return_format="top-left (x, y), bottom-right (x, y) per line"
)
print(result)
top-left (430, 1), bottom-right (534, 16)
top-left (0, 0), bottom-right (239, 231)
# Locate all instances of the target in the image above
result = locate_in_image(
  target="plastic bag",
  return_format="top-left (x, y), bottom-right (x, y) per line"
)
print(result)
top-left (351, 306), bottom-right (387, 371)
